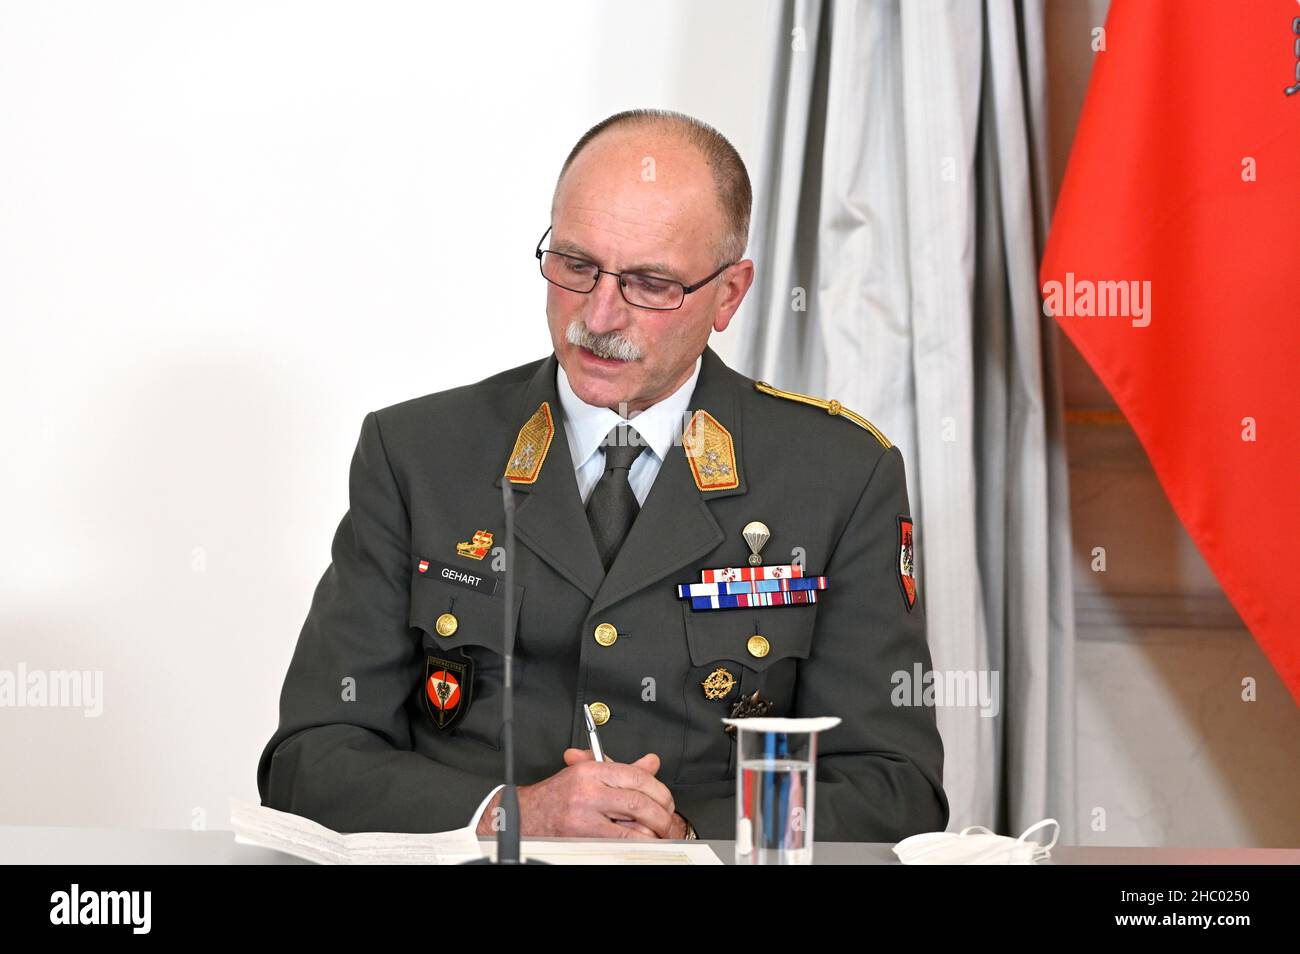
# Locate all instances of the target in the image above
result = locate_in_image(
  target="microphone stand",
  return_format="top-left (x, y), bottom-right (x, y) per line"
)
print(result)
top-left (464, 478), bottom-right (547, 864)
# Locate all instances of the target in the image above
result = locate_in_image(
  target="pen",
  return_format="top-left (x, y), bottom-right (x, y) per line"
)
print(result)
top-left (582, 703), bottom-right (606, 762)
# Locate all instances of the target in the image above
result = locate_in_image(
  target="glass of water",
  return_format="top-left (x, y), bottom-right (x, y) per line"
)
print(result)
top-left (724, 716), bottom-right (841, 865)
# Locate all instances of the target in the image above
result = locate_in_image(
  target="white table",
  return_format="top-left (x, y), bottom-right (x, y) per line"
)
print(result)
top-left (3, 826), bottom-right (1298, 864)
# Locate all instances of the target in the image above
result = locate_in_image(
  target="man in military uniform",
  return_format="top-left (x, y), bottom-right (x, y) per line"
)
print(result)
top-left (257, 108), bottom-right (948, 841)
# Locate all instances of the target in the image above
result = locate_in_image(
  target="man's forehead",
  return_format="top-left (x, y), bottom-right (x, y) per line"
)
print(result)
top-left (553, 131), bottom-right (718, 245)
top-left (551, 203), bottom-right (711, 273)
top-left (568, 127), bottom-right (706, 184)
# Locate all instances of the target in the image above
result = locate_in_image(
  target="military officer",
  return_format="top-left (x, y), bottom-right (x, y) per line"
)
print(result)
top-left (257, 108), bottom-right (948, 841)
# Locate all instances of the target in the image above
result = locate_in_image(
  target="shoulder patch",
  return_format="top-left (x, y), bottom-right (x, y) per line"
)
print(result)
top-left (753, 381), bottom-right (891, 449)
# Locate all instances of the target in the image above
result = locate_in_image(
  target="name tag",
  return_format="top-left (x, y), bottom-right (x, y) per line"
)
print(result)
top-left (417, 557), bottom-right (501, 596)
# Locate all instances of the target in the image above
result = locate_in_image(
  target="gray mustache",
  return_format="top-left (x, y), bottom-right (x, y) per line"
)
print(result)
top-left (566, 320), bottom-right (642, 362)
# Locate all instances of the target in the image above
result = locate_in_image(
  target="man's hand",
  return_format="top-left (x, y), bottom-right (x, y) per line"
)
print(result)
top-left (473, 749), bottom-right (689, 839)
top-left (563, 749), bottom-right (694, 839)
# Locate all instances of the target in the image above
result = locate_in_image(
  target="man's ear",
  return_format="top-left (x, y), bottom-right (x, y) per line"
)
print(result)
top-left (713, 259), bottom-right (755, 333)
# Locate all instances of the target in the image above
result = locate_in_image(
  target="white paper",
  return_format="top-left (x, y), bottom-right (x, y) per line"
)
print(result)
top-left (479, 840), bottom-right (722, 865)
top-left (229, 799), bottom-right (723, 865)
top-left (229, 799), bottom-right (484, 865)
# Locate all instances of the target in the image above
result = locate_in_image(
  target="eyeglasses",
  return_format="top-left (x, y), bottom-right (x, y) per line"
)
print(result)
top-left (534, 226), bottom-right (734, 311)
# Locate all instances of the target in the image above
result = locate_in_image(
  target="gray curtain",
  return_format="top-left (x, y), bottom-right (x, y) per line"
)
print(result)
top-left (728, 0), bottom-right (1076, 838)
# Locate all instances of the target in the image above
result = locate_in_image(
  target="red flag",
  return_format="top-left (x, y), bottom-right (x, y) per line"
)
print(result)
top-left (1041, 1), bottom-right (1300, 703)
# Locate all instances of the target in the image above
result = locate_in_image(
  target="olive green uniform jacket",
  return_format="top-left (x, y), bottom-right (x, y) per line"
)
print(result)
top-left (257, 345), bottom-right (949, 840)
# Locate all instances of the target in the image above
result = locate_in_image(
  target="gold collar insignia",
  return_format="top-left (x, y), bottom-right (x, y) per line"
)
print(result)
top-left (504, 401), bottom-right (555, 484)
top-left (682, 408), bottom-right (740, 492)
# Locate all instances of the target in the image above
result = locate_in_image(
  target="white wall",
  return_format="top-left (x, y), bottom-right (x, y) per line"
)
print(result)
top-left (0, 0), bottom-right (770, 829)
top-left (7, 0), bottom-right (1292, 846)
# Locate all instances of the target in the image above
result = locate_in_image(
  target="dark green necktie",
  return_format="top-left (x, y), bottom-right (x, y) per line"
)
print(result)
top-left (585, 424), bottom-right (645, 572)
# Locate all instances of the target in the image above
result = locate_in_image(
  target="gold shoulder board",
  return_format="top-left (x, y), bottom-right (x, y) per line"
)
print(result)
top-left (753, 381), bottom-right (891, 449)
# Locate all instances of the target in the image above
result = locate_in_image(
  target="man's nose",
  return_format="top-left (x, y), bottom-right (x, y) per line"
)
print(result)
top-left (583, 271), bottom-right (632, 334)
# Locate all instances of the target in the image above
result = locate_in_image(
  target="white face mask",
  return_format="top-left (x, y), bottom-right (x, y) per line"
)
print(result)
top-left (893, 819), bottom-right (1060, 865)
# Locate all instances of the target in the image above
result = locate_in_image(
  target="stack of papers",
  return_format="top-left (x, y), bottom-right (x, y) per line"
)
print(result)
top-left (230, 799), bottom-right (482, 865)
top-left (476, 840), bottom-right (721, 865)
top-left (229, 800), bottom-right (721, 865)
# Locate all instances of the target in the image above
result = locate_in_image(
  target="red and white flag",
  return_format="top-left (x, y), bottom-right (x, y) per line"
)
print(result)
top-left (1041, 1), bottom-right (1300, 702)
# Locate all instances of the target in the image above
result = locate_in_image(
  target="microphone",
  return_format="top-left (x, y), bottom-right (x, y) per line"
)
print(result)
top-left (463, 477), bottom-right (546, 864)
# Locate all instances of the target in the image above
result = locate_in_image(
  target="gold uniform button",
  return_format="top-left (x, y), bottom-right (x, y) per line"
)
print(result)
top-left (593, 622), bottom-right (618, 647)
top-left (747, 634), bottom-right (770, 658)
top-left (588, 701), bottom-right (611, 725)
top-left (435, 613), bottom-right (458, 637)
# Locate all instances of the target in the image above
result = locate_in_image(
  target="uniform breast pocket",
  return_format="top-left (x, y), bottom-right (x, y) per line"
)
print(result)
top-left (407, 568), bottom-right (524, 751)
top-left (673, 602), bottom-right (816, 784)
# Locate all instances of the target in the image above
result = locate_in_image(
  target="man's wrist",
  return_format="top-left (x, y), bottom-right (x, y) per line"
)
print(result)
top-left (676, 811), bottom-right (698, 840)
top-left (473, 788), bottom-right (505, 836)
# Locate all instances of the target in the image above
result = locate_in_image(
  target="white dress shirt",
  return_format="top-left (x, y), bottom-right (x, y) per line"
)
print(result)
top-left (556, 353), bottom-right (703, 507)
top-left (463, 352), bottom-right (703, 833)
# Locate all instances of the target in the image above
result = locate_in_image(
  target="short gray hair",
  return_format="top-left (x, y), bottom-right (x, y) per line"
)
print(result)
top-left (551, 108), bottom-right (752, 266)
